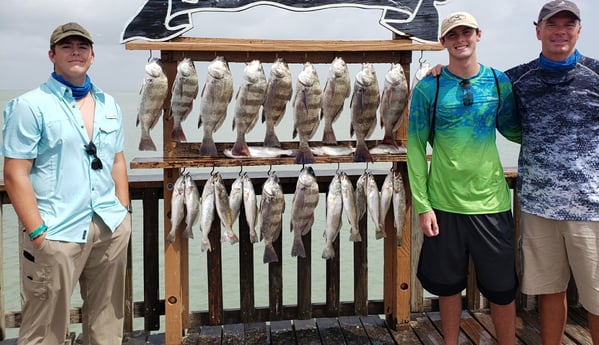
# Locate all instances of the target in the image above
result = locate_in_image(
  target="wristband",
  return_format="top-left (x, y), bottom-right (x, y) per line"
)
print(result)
top-left (28, 223), bottom-right (47, 241)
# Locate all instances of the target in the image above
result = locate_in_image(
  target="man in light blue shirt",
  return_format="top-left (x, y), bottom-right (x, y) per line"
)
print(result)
top-left (2, 22), bottom-right (131, 345)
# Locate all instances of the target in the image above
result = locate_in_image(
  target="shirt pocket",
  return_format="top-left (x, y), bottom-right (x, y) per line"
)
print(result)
top-left (94, 120), bottom-right (120, 162)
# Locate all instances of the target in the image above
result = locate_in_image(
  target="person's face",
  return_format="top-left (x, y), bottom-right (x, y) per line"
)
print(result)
top-left (441, 26), bottom-right (481, 60)
top-left (536, 11), bottom-right (580, 61)
top-left (48, 37), bottom-right (94, 84)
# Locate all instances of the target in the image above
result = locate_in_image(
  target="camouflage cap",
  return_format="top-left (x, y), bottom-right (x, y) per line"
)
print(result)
top-left (50, 22), bottom-right (93, 47)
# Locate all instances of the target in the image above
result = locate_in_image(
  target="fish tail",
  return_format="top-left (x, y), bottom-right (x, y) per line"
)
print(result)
top-left (201, 238), bottom-right (212, 252)
top-left (322, 127), bottom-right (338, 145)
top-left (166, 229), bottom-right (176, 243)
top-left (321, 245), bottom-right (335, 260)
top-left (353, 144), bottom-right (373, 163)
top-left (139, 135), bottom-right (157, 151)
top-left (200, 136), bottom-right (219, 157)
top-left (231, 139), bottom-right (251, 157)
top-left (183, 226), bottom-right (194, 239)
top-left (294, 147), bottom-right (315, 164)
top-left (263, 244), bottom-right (279, 263)
top-left (291, 238), bottom-right (306, 258)
top-left (380, 134), bottom-right (400, 148)
top-left (171, 126), bottom-right (188, 142)
top-left (221, 229), bottom-right (239, 244)
top-left (375, 227), bottom-right (387, 240)
top-left (349, 228), bottom-right (362, 242)
top-left (249, 229), bottom-right (259, 243)
top-left (264, 132), bottom-right (281, 148)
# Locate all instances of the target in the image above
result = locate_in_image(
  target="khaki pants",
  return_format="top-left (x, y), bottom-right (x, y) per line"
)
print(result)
top-left (18, 213), bottom-right (131, 345)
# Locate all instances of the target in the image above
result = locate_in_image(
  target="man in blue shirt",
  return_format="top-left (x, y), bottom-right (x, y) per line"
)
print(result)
top-left (506, 1), bottom-right (599, 343)
top-left (2, 22), bottom-right (131, 344)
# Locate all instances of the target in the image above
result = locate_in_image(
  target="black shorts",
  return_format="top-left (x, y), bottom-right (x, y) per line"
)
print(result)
top-left (417, 209), bottom-right (518, 305)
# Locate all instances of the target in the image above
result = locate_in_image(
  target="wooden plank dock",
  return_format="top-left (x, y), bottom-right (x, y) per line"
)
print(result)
top-left (0, 307), bottom-right (588, 345)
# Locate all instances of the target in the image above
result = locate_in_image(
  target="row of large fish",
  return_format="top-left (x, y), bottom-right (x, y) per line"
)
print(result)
top-left (169, 167), bottom-right (406, 263)
top-left (136, 57), bottom-right (409, 163)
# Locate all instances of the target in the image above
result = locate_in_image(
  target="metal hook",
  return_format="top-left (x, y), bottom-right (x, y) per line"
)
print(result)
top-left (267, 165), bottom-right (273, 176)
top-left (239, 164), bottom-right (244, 176)
top-left (418, 50), bottom-right (426, 65)
top-left (147, 50), bottom-right (153, 62)
top-left (210, 165), bottom-right (216, 176)
top-left (336, 162), bottom-right (341, 174)
top-left (364, 162), bottom-right (370, 173)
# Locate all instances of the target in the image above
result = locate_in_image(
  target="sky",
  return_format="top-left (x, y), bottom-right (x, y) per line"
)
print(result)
top-left (0, 0), bottom-right (598, 93)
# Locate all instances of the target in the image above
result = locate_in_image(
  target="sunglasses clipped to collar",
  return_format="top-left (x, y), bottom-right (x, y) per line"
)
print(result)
top-left (84, 141), bottom-right (103, 170)
top-left (459, 79), bottom-right (473, 106)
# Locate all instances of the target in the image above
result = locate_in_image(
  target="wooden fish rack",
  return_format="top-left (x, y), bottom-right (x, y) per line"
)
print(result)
top-left (125, 36), bottom-right (442, 345)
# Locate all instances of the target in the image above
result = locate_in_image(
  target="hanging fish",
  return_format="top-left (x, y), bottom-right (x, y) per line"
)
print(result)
top-left (168, 58), bottom-right (199, 142)
top-left (260, 172), bottom-right (285, 263)
top-left (198, 56), bottom-right (234, 157)
top-left (340, 172), bottom-right (361, 242)
top-left (366, 172), bottom-right (385, 239)
top-left (322, 172), bottom-right (343, 260)
top-left (379, 63), bottom-right (409, 148)
top-left (231, 60), bottom-right (267, 156)
top-left (167, 174), bottom-right (186, 243)
top-left (262, 58), bottom-right (293, 148)
top-left (321, 57), bottom-right (351, 145)
top-left (213, 173), bottom-right (239, 244)
top-left (379, 170), bottom-right (394, 234)
top-left (350, 63), bottom-right (380, 162)
top-left (183, 173), bottom-right (200, 240)
top-left (229, 174), bottom-right (244, 227)
top-left (292, 62), bottom-right (322, 164)
top-left (136, 58), bottom-right (168, 151)
top-left (200, 174), bottom-right (217, 252)
top-left (290, 166), bottom-right (319, 258)
top-left (241, 173), bottom-right (259, 243)
top-left (392, 171), bottom-right (407, 245)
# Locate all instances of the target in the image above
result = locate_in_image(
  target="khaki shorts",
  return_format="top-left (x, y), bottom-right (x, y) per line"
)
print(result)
top-left (519, 212), bottom-right (599, 315)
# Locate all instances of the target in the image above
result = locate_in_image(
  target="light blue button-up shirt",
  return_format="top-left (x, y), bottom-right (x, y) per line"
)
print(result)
top-left (2, 76), bottom-right (127, 242)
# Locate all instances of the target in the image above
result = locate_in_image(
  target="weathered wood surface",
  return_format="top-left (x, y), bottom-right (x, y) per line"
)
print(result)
top-left (125, 37), bottom-right (442, 64)
top-left (2, 308), bottom-right (589, 345)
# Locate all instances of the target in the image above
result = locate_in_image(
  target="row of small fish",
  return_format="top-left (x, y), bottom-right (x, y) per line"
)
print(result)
top-left (322, 168), bottom-right (407, 259)
top-left (135, 58), bottom-right (409, 164)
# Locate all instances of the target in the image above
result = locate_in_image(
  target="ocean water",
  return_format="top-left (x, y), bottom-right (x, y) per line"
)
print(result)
top-left (0, 85), bottom-right (519, 337)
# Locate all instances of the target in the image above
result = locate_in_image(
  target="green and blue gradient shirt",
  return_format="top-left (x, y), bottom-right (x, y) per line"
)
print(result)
top-left (407, 64), bottom-right (521, 215)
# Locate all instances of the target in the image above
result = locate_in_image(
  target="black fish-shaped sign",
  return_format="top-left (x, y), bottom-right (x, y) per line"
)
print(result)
top-left (121, 0), bottom-right (451, 43)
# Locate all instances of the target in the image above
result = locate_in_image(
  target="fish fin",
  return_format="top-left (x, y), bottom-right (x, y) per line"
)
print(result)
top-left (231, 140), bottom-right (250, 157)
top-left (380, 135), bottom-right (400, 148)
top-left (291, 238), bottom-right (306, 258)
top-left (263, 244), bottom-right (279, 264)
top-left (375, 228), bottom-right (387, 240)
top-left (221, 229), bottom-right (239, 244)
top-left (171, 126), bottom-right (187, 142)
top-left (264, 132), bottom-right (281, 148)
top-left (349, 230), bottom-right (362, 242)
top-left (353, 144), bottom-right (373, 163)
top-left (321, 245), bottom-right (335, 260)
top-left (249, 230), bottom-right (258, 244)
top-left (139, 136), bottom-right (157, 151)
top-left (200, 136), bottom-right (219, 157)
top-left (322, 127), bottom-right (337, 145)
top-left (166, 230), bottom-right (176, 243)
top-left (201, 238), bottom-right (212, 252)
top-left (183, 226), bottom-right (194, 239)
top-left (295, 147), bottom-right (315, 164)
